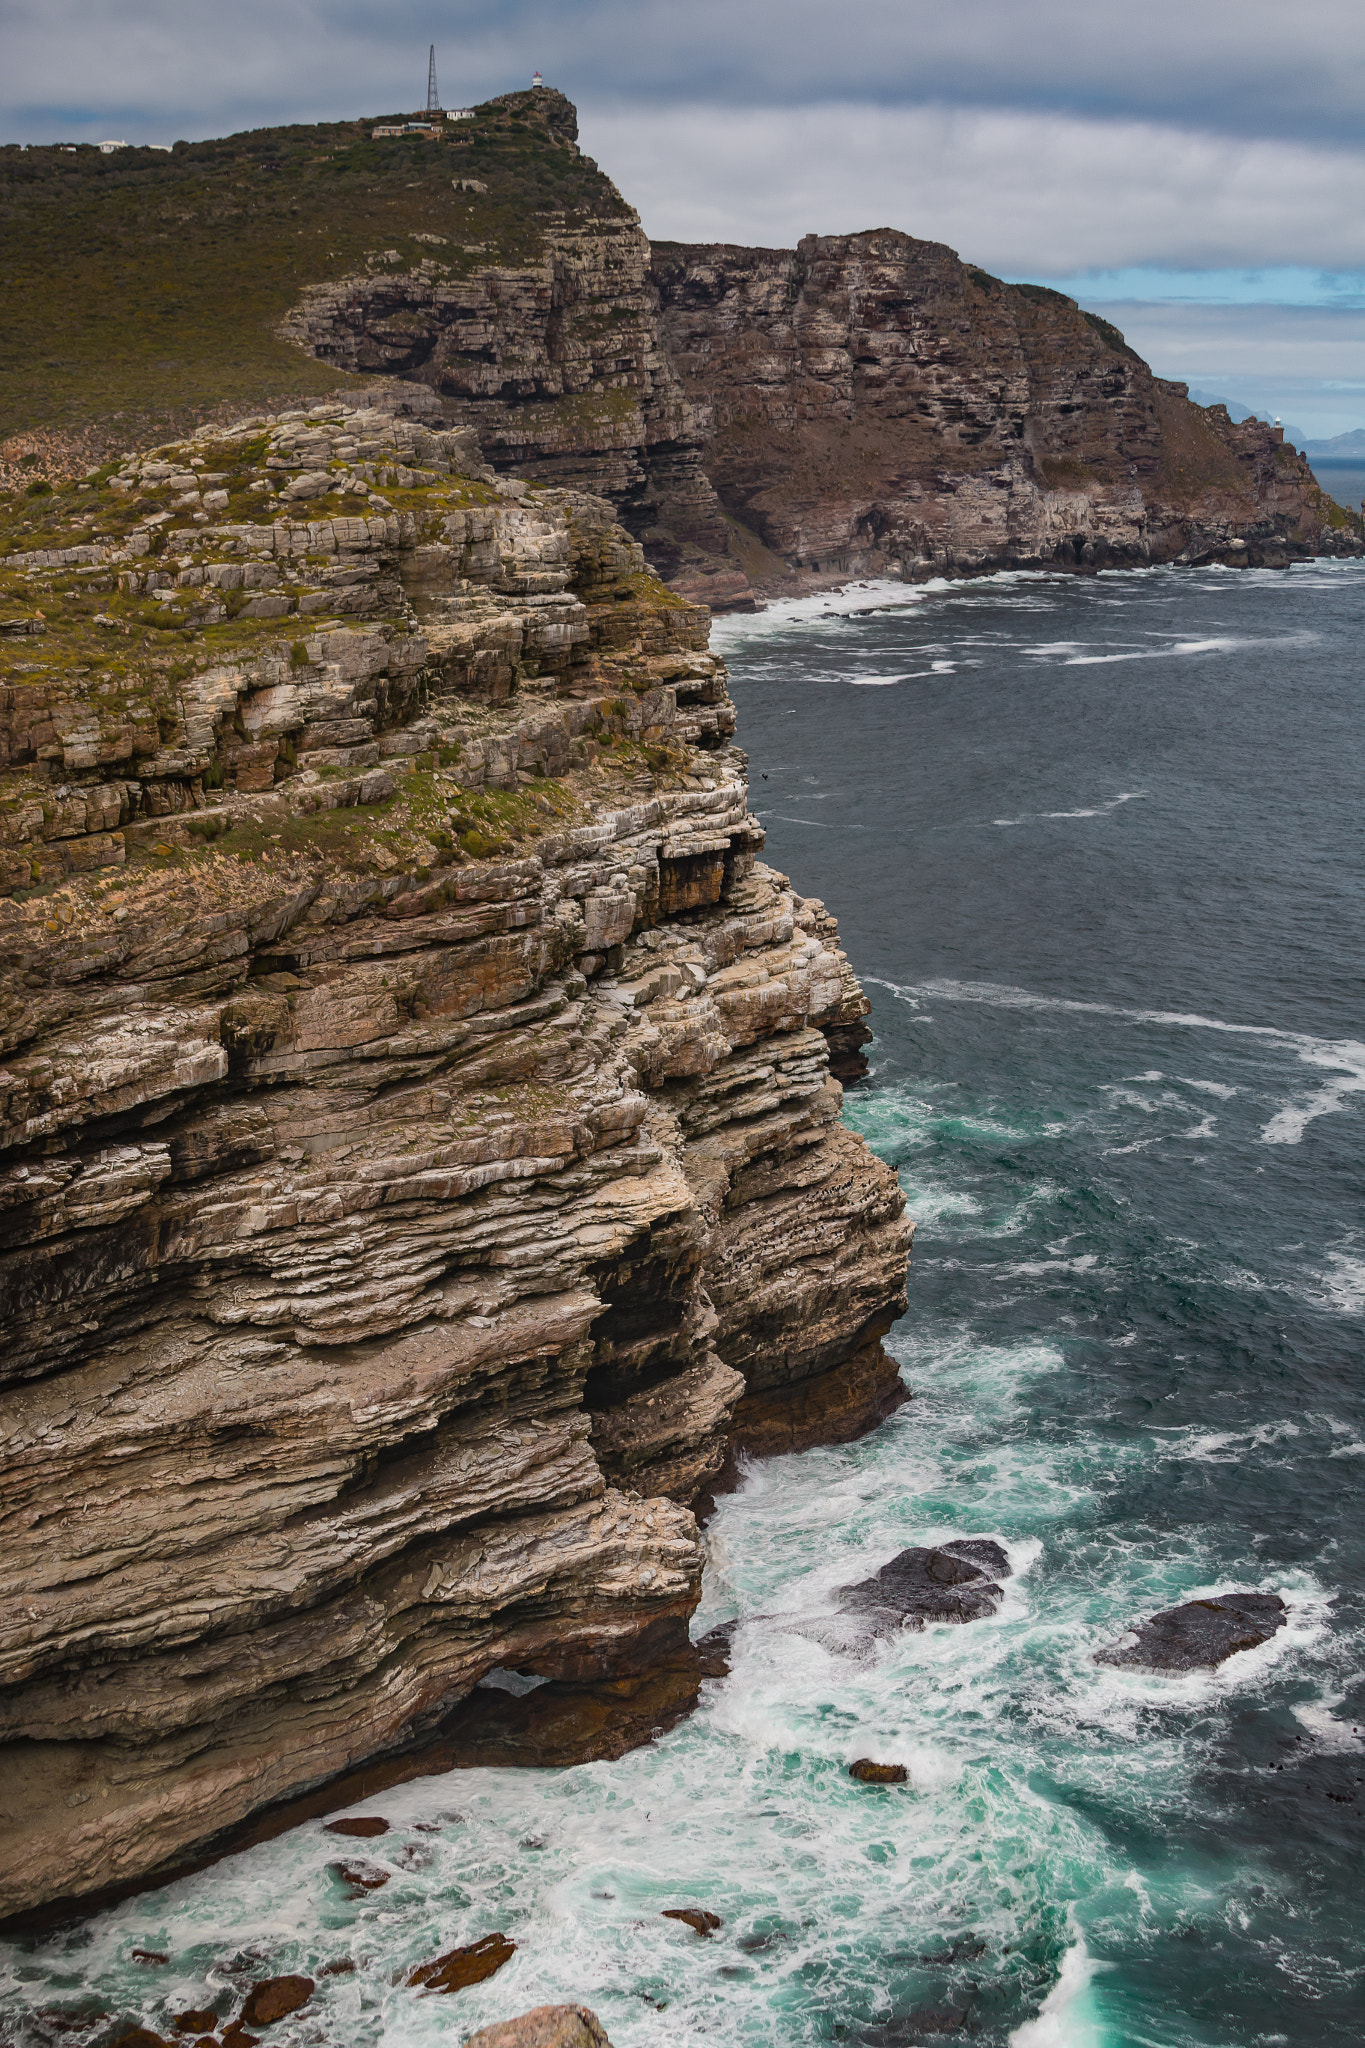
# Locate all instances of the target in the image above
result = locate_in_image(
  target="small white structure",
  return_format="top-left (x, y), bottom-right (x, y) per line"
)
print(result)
top-left (98, 139), bottom-right (128, 153)
top-left (372, 124), bottom-right (405, 137)
top-left (447, 108), bottom-right (475, 120)
top-left (532, 70), bottom-right (543, 87)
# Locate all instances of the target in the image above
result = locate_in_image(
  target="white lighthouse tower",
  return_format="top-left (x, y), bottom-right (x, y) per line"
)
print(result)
top-left (532, 70), bottom-right (543, 88)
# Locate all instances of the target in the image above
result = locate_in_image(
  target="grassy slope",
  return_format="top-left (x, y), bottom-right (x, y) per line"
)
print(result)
top-left (0, 92), bottom-right (626, 458)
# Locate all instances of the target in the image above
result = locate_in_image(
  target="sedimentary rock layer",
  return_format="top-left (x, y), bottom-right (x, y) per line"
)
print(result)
top-left (653, 231), bottom-right (1364, 580)
top-left (279, 91), bottom-right (743, 604)
top-left (0, 394), bottom-right (909, 1919)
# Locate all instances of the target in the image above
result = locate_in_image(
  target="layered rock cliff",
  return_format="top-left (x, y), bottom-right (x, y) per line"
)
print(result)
top-left (0, 391), bottom-right (909, 1922)
top-left (651, 231), bottom-right (1364, 582)
top-left (275, 91), bottom-right (744, 604)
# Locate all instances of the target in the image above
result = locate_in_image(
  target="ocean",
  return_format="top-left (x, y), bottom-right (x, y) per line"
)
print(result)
top-left (4, 559), bottom-right (1363, 2048)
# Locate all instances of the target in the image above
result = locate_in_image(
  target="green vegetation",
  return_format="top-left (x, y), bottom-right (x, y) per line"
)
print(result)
top-left (1079, 309), bottom-right (1142, 362)
top-left (0, 90), bottom-right (625, 452)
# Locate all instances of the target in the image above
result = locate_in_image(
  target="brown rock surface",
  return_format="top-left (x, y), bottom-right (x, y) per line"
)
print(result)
top-left (662, 1908), bottom-right (722, 1935)
top-left (464, 2006), bottom-right (613, 2048)
top-left (849, 1759), bottom-right (909, 1784)
top-left (0, 400), bottom-right (911, 1923)
top-left (280, 93), bottom-right (737, 599)
top-left (239, 1978), bottom-right (313, 2028)
top-left (653, 232), bottom-right (1364, 582)
top-left (407, 1933), bottom-right (516, 1994)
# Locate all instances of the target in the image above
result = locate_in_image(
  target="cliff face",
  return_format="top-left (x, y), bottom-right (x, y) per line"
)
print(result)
top-left (0, 392), bottom-right (909, 1922)
top-left (651, 231), bottom-right (1364, 581)
top-left (279, 92), bottom-right (746, 606)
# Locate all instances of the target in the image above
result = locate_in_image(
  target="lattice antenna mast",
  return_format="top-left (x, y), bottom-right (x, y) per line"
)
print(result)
top-left (426, 45), bottom-right (439, 114)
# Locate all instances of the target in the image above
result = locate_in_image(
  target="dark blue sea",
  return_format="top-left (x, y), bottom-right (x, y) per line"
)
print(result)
top-left (4, 560), bottom-right (1363, 2048)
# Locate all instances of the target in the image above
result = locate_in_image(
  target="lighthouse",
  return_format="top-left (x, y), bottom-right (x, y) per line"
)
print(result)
top-left (532, 70), bottom-right (543, 88)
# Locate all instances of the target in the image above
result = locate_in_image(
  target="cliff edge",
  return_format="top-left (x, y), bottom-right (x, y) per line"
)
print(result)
top-left (0, 390), bottom-right (909, 1922)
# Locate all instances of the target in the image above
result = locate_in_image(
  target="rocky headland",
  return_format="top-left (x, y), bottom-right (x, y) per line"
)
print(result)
top-left (0, 389), bottom-right (909, 1924)
top-left (9, 90), bottom-right (1359, 614)
top-left (651, 232), bottom-right (1363, 589)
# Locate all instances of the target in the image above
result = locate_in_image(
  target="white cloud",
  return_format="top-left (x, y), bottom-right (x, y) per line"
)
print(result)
top-left (582, 101), bottom-right (1365, 277)
top-left (1088, 302), bottom-right (1365, 435)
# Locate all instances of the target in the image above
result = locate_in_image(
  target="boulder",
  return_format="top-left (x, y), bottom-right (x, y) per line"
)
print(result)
top-left (662, 1908), bottom-right (722, 1935)
top-left (239, 1977), bottom-right (313, 2027)
top-left (330, 1859), bottom-right (389, 1894)
top-left (1097, 1592), bottom-right (1287, 1672)
top-left (324, 1816), bottom-right (389, 1838)
top-left (464, 2008), bottom-right (613, 2048)
top-left (848, 1759), bottom-right (908, 1784)
top-left (407, 1933), bottom-right (516, 1994)
top-left (838, 1540), bottom-right (1011, 1631)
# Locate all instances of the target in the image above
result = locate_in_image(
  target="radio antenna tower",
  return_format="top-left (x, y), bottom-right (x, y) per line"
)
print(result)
top-left (426, 45), bottom-right (440, 114)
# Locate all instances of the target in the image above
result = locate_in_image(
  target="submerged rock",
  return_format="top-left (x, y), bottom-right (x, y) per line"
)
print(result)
top-left (407, 1933), bottom-right (516, 1994)
top-left (330, 1858), bottom-right (389, 1895)
top-left (1097, 1592), bottom-right (1287, 1672)
top-left (464, 2008), bottom-right (614, 2048)
top-left (323, 1816), bottom-right (390, 1839)
top-left (848, 1759), bottom-right (909, 1784)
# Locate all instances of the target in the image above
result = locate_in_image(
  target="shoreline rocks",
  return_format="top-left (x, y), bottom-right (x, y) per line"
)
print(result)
top-left (1097, 1592), bottom-right (1287, 1673)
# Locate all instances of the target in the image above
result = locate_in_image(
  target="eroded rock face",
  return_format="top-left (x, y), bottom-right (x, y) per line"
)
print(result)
top-left (1097, 1593), bottom-right (1287, 1673)
top-left (652, 231), bottom-right (1364, 581)
top-left (0, 400), bottom-right (910, 1922)
top-left (837, 1540), bottom-right (1012, 1634)
top-left (278, 96), bottom-right (738, 601)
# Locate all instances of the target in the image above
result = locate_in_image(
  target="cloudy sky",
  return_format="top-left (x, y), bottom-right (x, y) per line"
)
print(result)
top-left (8, 0), bottom-right (1365, 434)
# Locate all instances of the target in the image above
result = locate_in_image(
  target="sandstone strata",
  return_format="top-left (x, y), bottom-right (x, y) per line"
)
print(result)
top-left (0, 394), bottom-right (909, 1921)
top-left (652, 232), bottom-right (1364, 581)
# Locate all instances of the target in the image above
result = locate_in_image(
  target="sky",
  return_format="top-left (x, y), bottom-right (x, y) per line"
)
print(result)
top-left (6, 0), bottom-right (1365, 436)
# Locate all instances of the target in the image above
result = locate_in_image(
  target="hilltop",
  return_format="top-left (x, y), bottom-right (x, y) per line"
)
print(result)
top-left (0, 89), bottom-right (621, 468)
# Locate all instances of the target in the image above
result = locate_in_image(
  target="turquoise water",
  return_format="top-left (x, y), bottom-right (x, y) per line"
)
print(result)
top-left (4, 562), bottom-right (1364, 2047)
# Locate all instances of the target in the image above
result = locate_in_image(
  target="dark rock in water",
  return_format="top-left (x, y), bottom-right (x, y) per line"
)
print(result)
top-left (662, 1908), bottom-right (722, 1935)
top-left (695, 1619), bottom-right (741, 1678)
top-left (174, 2014), bottom-right (219, 2036)
top-left (130, 1951), bottom-right (170, 1966)
top-left (464, 2007), bottom-right (614, 2048)
top-left (848, 1758), bottom-right (909, 1784)
top-left (318, 1960), bottom-right (356, 1977)
top-left (111, 2033), bottom-right (173, 2048)
top-left (1097, 1592), bottom-right (1287, 1672)
top-left (239, 1978), bottom-right (313, 2028)
top-left (219, 2026), bottom-right (258, 2048)
top-left (324, 1815), bottom-right (389, 1838)
top-left (330, 1859), bottom-right (389, 1895)
top-left (407, 1933), bottom-right (516, 1994)
top-left (839, 1540), bottom-right (1011, 1630)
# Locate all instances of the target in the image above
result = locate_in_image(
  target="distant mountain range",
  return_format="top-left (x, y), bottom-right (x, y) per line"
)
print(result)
top-left (1302, 428), bottom-right (1365, 459)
